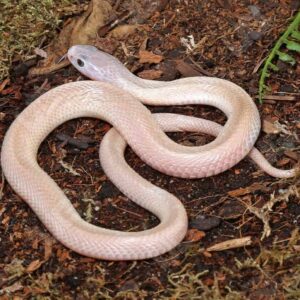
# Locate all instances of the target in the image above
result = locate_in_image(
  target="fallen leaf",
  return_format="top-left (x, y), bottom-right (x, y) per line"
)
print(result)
top-left (262, 119), bottom-right (280, 134)
top-left (185, 229), bottom-right (205, 242)
top-left (94, 37), bottom-right (119, 54)
top-left (169, 259), bottom-right (182, 267)
top-left (293, 245), bottom-right (300, 251)
top-left (1, 215), bottom-right (10, 225)
top-left (109, 24), bottom-right (138, 39)
top-left (133, 0), bottom-right (169, 21)
top-left (139, 50), bottom-right (163, 64)
top-left (137, 69), bottom-right (163, 80)
top-left (26, 259), bottom-right (43, 273)
top-left (57, 248), bottom-right (72, 262)
top-left (203, 250), bottom-right (212, 258)
top-left (79, 257), bottom-right (96, 263)
top-left (34, 48), bottom-right (48, 58)
top-left (0, 78), bottom-right (10, 93)
top-left (2, 282), bottom-right (24, 294)
top-left (202, 278), bottom-right (215, 286)
top-left (277, 157), bottom-right (291, 167)
top-left (175, 59), bottom-right (203, 77)
top-left (32, 238), bottom-right (39, 249)
top-left (228, 182), bottom-right (269, 197)
top-left (284, 150), bottom-right (299, 161)
top-left (30, 0), bottom-right (112, 75)
top-left (44, 238), bottom-right (53, 261)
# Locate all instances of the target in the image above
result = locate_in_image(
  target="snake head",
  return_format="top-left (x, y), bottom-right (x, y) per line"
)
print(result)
top-left (68, 45), bottom-right (130, 84)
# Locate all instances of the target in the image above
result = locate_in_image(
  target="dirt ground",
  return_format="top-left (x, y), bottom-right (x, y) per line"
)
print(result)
top-left (0, 0), bottom-right (299, 299)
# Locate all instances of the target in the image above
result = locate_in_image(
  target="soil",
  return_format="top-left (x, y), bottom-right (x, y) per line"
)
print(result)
top-left (0, 0), bottom-right (299, 299)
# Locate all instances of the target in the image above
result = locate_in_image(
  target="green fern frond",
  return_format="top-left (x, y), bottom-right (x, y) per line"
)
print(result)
top-left (258, 11), bottom-right (300, 103)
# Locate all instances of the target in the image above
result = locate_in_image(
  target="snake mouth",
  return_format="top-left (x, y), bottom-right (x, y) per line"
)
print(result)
top-left (67, 45), bottom-right (77, 62)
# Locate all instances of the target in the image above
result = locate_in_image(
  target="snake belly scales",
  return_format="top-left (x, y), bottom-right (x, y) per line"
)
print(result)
top-left (1, 45), bottom-right (297, 260)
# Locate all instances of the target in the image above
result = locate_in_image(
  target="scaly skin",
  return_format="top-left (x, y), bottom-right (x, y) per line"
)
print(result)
top-left (0, 46), bottom-right (296, 260)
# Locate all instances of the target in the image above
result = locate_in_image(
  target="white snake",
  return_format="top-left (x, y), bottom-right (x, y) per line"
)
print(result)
top-left (1, 45), bottom-right (297, 260)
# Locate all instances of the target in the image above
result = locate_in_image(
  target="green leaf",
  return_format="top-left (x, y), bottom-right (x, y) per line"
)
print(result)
top-left (291, 30), bottom-right (300, 40)
top-left (264, 72), bottom-right (270, 78)
top-left (276, 50), bottom-right (296, 65)
top-left (265, 85), bottom-right (271, 92)
top-left (269, 63), bottom-right (279, 71)
top-left (285, 40), bottom-right (300, 52)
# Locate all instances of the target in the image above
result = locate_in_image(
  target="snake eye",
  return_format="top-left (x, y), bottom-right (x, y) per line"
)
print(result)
top-left (77, 59), bottom-right (84, 67)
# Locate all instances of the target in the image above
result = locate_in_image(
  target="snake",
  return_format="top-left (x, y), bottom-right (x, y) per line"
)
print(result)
top-left (1, 45), bottom-right (297, 260)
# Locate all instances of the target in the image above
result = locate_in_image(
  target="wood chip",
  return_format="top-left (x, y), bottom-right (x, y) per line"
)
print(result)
top-left (137, 69), bottom-right (163, 80)
top-left (34, 48), bottom-right (48, 58)
top-left (175, 59), bottom-right (203, 77)
top-left (139, 50), bottom-right (164, 64)
top-left (185, 229), bottom-right (206, 242)
top-left (293, 245), bottom-right (300, 251)
top-left (257, 94), bottom-right (297, 101)
top-left (109, 24), bottom-right (138, 39)
top-left (262, 119), bottom-right (280, 134)
top-left (44, 238), bottom-right (53, 261)
top-left (26, 259), bottom-right (43, 272)
top-left (284, 150), bottom-right (299, 161)
top-left (277, 157), bottom-right (291, 167)
top-left (228, 182), bottom-right (269, 197)
top-left (206, 236), bottom-right (252, 252)
top-left (0, 78), bottom-right (10, 93)
top-left (2, 282), bottom-right (24, 294)
top-left (0, 112), bottom-right (5, 121)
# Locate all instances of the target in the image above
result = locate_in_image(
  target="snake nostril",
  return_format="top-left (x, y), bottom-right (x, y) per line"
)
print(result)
top-left (77, 59), bottom-right (84, 67)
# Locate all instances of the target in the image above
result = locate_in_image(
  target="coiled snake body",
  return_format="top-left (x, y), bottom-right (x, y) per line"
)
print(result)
top-left (1, 45), bottom-right (296, 260)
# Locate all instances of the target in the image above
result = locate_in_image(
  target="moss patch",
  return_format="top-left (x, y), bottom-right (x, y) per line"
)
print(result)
top-left (0, 0), bottom-right (82, 80)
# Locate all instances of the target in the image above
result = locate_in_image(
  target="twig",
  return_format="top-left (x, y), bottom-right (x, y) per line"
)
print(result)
top-left (255, 94), bottom-right (298, 101)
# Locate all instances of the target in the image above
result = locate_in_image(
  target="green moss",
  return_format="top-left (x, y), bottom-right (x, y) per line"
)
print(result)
top-left (0, 0), bottom-right (81, 80)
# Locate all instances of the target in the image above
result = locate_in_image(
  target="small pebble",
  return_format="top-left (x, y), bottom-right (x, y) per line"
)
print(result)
top-left (248, 5), bottom-right (261, 18)
top-left (190, 214), bottom-right (221, 231)
top-left (248, 31), bottom-right (262, 41)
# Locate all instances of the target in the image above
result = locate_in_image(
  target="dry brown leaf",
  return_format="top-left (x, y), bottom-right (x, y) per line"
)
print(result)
top-left (1, 214), bottom-right (10, 225)
top-left (185, 229), bottom-right (205, 242)
top-left (133, 0), bottom-right (169, 21)
top-left (175, 60), bottom-right (203, 77)
top-left (277, 157), bottom-right (291, 167)
top-left (0, 78), bottom-right (10, 93)
top-left (262, 119), bottom-right (280, 134)
top-left (202, 277), bottom-right (215, 286)
top-left (94, 37), bottom-right (119, 54)
top-left (34, 48), bottom-right (48, 58)
top-left (293, 245), bottom-right (300, 251)
top-left (203, 250), bottom-right (212, 258)
top-left (284, 150), bottom-right (299, 161)
top-left (57, 248), bottom-right (72, 262)
top-left (228, 182), bottom-right (269, 197)
top-left (2, 282), bottom-right (24, 294)
top-left (137, 69), bottom-right (163, 80)
top-left (139, 50), bottom-right (163, 64)
top-left (30, 0), bottom-right (112, 75)
top-left (109, 24), bottom-right (138, 39)
top-left (26, 259), bottom-right (43, 273)
top-left (44, 238), bottom-right (53, 261)
top-left (0, 112), bottom-right (5, 121)
top-left (32, 238), bottom-right (39, 250)
top-left (169, 259), bottom-right (182, 267)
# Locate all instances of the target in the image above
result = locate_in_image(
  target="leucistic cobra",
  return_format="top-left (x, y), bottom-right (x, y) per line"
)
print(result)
top-left (1, 46), bottom-right (297, 261)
